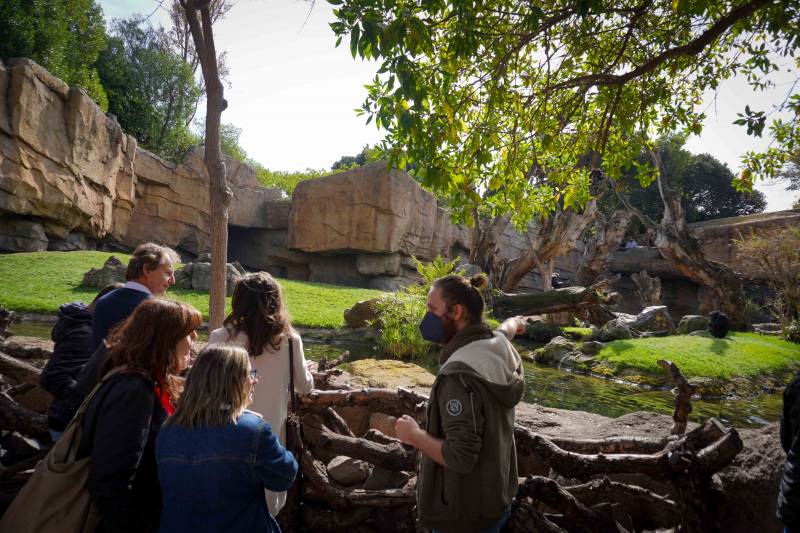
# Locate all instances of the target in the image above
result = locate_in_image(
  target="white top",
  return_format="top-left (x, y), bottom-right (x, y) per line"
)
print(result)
top-left (207, 326), bottom-right (314, 516)
top-left (123, 281), bottom-right (152, 295)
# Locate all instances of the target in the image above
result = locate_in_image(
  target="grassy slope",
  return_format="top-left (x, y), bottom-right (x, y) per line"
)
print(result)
top-left (0, 251), bottom-right (385, 328)
top-left (596, 332), bottom-right (800, 379)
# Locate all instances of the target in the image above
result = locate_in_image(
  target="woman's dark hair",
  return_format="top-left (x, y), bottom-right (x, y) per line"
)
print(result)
top-left (433, 273), bottom-right (489, 324)
top-left (223, 272), bottom-right (291, 356)
top-left (105, 299), bottom-right (202, 401)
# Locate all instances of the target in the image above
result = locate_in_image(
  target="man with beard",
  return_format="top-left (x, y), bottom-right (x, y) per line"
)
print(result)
top-left (394, 273), bottom-right (526, 533)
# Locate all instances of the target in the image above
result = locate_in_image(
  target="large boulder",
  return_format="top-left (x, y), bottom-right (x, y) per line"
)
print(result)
top-left (678, 314), bottom-right (709, 335)
top-left (81, 256), bottom-right (127, 288)
top-left (326, 456), bottom-right (371, 486)
top-left (629, 305), bottom-right (676, 334)
top-left (288, 161), bottom-right (470, 259)
top-left (344, 299), bottom-right (381, 328)
top-left (531, 336), bottom-right (578, 364)
top-left (593, 319), bottom-right (634, 342)
top-left (174, 261), bottom-right (244, 295)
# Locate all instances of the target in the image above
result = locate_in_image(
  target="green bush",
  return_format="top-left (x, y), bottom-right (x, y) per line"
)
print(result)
top-left (373, 256), bottom-right (466, 359)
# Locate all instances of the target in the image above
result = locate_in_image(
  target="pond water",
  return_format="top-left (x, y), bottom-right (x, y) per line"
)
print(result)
top-left (9, 321), bottom-right (784, 428)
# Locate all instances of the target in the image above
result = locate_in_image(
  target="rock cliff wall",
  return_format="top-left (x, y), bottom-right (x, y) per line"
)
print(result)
top-left (1, 60), bottom-right (795, 299)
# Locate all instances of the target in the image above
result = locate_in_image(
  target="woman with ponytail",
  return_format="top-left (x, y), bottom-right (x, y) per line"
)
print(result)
top-left (208, 272), bottom-right (313, 517)
top-left (396, 273), bottom-right (526, 533)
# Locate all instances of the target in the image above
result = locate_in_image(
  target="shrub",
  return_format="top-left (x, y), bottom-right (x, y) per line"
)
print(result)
top-left (372, 256), bottom-right (466, 359)
top-left (735, 227), bottom-right (800, 327)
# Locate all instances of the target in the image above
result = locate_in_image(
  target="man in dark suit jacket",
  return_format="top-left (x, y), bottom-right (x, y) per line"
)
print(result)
top-left (61, 243), bottom-right (180, 426)
top-left (90, 242), bottom-right (179, 351)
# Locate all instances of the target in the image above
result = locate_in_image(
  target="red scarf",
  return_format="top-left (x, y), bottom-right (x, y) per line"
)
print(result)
top-left (154, 382), bottom-right (175, 416)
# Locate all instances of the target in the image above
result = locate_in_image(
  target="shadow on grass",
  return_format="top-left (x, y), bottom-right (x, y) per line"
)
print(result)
top-left (709, 337), bottom-right (731, 355)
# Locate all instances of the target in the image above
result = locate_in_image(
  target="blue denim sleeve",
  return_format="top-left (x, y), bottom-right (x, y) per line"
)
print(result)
top-left (254, 422), bottom-right (299, 492)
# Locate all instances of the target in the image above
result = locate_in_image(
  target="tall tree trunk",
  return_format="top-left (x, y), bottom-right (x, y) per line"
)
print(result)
top-left (182, 0), bottom-right (231, 328)
top-left (576, 209), bottom-right (633, 285)
top-left (648, 150), bottom-right (747, 327)
top-left (500, 199), bottom-right (598, 292)
top-left (468, 211), bottom-right (510, 284)
top-left (631, 269), bottom-right (662, 307)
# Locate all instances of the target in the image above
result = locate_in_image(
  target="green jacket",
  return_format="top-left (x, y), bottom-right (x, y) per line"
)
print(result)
top-left (417, 331), bottom-right (525, 532)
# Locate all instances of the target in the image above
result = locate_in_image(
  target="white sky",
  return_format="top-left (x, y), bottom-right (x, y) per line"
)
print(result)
top-left (100, 0), bottom-right (798, 211)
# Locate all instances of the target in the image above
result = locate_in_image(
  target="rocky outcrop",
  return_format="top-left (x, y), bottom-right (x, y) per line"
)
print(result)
top-left (678, 315), bottom-right (709, 334)
top-left (173, 259), bottom-right (244, 296)
top-left (81, 255), bottom-right (126, 287)
top-left (0, 59), bottom-right (136, 247)
top-left (289, 162), bottom-right (470, 259)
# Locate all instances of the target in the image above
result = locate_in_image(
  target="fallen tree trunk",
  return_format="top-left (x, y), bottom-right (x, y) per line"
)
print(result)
top-left (318, 350), bottom-right (351, 372)
top-left (0, 392), bottom-right (49, 440)
top-left (0, 351), bottom-right (41, 386)
top-left (493, 283), bottom-right (617, 327)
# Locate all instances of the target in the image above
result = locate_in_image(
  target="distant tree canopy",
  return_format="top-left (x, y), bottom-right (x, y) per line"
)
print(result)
top-left (331, 144), bottom-right (383, 170)
top-left (624, 138), bottom-right (767, 223)
top-left (331, 0), bottom-right (800, 226)
top-left (98, 17), bottom-right (202, 161)
top-left (0, 0), bottom-right (108, 109)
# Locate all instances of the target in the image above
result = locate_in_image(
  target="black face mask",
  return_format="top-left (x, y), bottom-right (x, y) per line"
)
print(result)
top-left (419, 311), bottom-right (447, 343)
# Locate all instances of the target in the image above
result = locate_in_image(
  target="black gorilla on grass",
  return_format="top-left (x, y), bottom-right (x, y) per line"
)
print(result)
top-left (708, 311), bottom-right (731, 339)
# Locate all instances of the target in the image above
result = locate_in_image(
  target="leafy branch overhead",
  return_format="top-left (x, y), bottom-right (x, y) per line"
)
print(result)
top-left (330, 0), bottom-right (800, 224)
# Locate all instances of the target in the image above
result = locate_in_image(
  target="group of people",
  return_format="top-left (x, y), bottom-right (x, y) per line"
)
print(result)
top-left (35, 243), bottom-right (312, 532)
top-left (17, 240), bottom-right (800, 533)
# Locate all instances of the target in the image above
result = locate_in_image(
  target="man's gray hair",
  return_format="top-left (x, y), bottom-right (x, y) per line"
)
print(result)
top-left (125, 243), bottom-right (180, 281)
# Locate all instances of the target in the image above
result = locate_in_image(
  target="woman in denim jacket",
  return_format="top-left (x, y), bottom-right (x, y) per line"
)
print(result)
top-left (156, 344), bottom-right (298, 533)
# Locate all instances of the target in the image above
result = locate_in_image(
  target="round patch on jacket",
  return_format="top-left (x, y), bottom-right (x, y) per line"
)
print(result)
top-left (446, 399), bottom-right (463, 416)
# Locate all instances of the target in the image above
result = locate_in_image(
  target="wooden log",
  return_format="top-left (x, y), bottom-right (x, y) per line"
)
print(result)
top-left (321, 407), bottom-right (355, 437)
top-left (657, 359), bottom-right (696, 435)
top-left (507, 497), bottom-right (566, 533)
top-left (318, 350), bottom-right (351, 372)
top-left (566, 477), bottom-right (680, 529)
top-left (299, 387), bottom-right (427, 419)
top-left (514, 421), bottom-right (738, 481)
top-left (0, 351), bottom-right (41, 386)
top-left (0, 392), bottom-right (49, 440)
top-left (303, 414), bottom-right (416, 472)
top-left (494, 286), bottom-right (601, 318)
top-left (299, 450), bottom-right (415, 508)
top-left (545, 433), bottom-right (675, 455)
top-left (363, 429), bottom-right (402, 446)
top-left (516, 476), bottom-right (622, 533)
top-left (310, 369), bottom-right (350, 391)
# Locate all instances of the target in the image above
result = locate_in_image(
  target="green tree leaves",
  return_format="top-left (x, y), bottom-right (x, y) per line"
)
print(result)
top-left (0, 0), bottom-right (108, 109)
top-left (330, 0), bottom-right (799, 223)
top-left (97, 17), bottom-right (202, 162)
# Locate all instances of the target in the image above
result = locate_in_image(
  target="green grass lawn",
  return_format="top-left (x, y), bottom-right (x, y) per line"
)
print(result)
top-left (596, 332), bottom-right (800, 380)
top-left (0, 251), bottom-right (385, 328)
